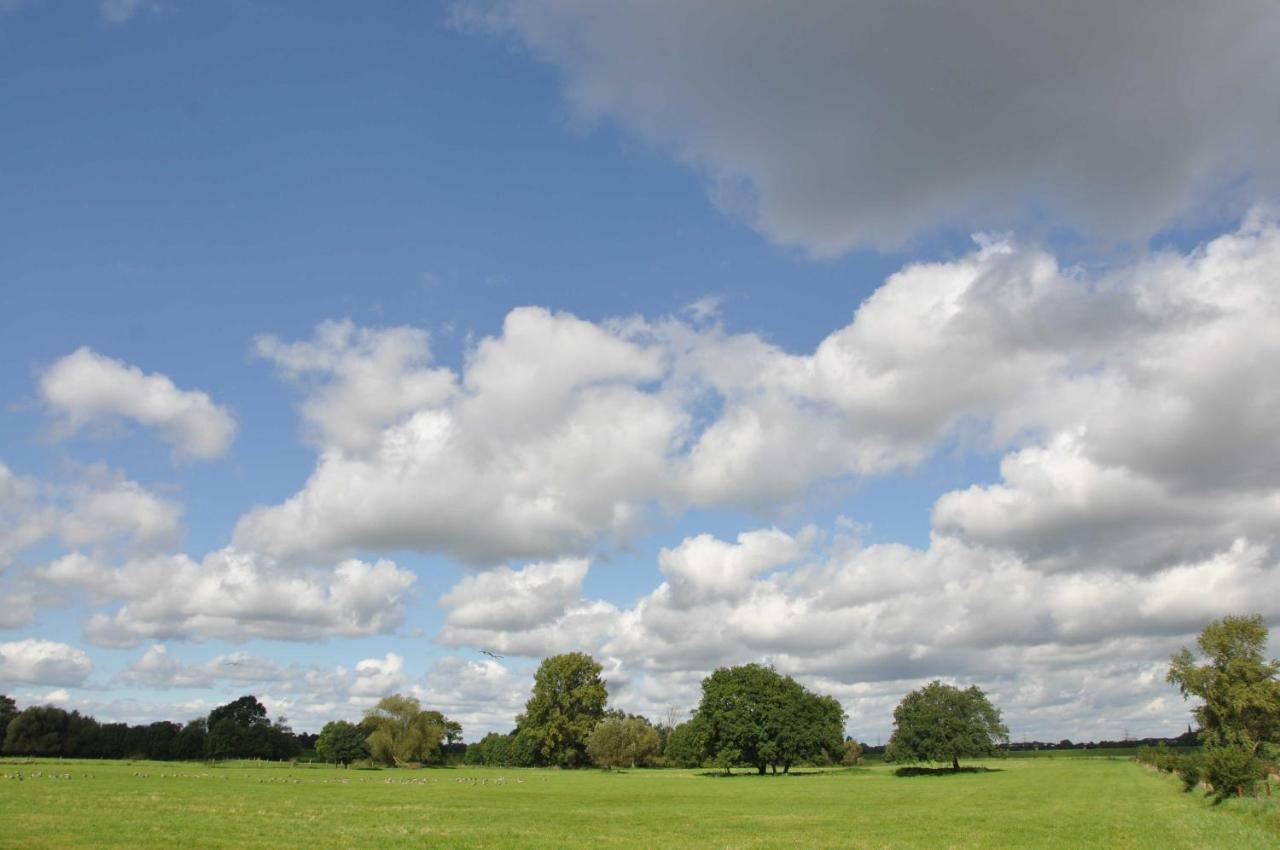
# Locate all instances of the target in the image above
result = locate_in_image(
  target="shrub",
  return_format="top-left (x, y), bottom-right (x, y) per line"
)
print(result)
top-left (1203, 745), bottom-right (1262, 801)
top-left (1178, 754), bottom-right (1203, 792)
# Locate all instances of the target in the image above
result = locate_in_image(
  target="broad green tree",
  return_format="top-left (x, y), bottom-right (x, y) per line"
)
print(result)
top-left (204, 695), bottom-right (296, 760)
top-left (885, 681), bottom-right (1008, 770)
top-left (694, 663), bottom-right (846, 775)
top-left (1167, 614), bottom-right (1280, 757)
top-left (316, 720), bottom-right (369, 765)
top-left (516, 652), bottom-right (608, 767)
top-left (586, 716), bottom-right (661, 768)
top-left (363, 695), bottom-right (452, 766)
top-left (2, 704), bottom-right (98, 756)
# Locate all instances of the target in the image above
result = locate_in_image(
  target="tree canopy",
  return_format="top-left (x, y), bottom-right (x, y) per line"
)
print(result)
top-left (315, 720), bottom-right (369, 765)
top-left (885, 681), bottom-right (1008, 770)
top-left (362, 695), bottom-right (454, 766)
top-left (693, 663), bottom-right (845, 774)
top-left (205, 695), bottom-right (298, 760)
top-left (1167, 614), bottom-right (1280, 758)
top-left (516, 652), bottom-right (608, 767)
top-left (586, 716), bottom-right (661, 769)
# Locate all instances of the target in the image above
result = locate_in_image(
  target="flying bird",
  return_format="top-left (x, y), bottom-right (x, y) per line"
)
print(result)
top-left (479, 650), bottom-right (504, 659)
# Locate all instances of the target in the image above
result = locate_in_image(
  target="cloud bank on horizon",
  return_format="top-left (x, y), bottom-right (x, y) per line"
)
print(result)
top-left (2, 1), bottom-right (1278, 744)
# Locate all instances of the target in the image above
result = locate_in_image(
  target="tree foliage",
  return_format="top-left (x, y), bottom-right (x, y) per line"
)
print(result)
top-left (663, 719), bottom-right (706, 768)
top-left (315, 720), bottom-right (369, 765)
top-left (1167, 614), bottom-right (1280, 758)
top-left (885, 681), bottom-right (1008, 770)
top-left (0, 695), bottom-right (16, 748)
top-left (362, 695), bottom-right (452, 766)
top-left (586, 717), bottom-right (661, 769)
top-left (204, 695), bottom-right (298, 760)
top-left (516, 652), bottom-right (608, 767)
top-left (464, 731), bottom-right (537, 767)
top-left (693, 663), bottom-right (845, 774)
top-left (2, 705), bottom-right (97, 756)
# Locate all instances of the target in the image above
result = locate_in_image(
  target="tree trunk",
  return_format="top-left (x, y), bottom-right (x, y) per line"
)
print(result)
top-left (783, 763), bottom-right (790, 774)
top-left (952, 755), bottom-right (960, 771)
top-left (757, 763), bottom-right (766, 775)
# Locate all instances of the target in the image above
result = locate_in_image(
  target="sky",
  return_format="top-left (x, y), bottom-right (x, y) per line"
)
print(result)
top-left (2, 0), bottom-right (1280, 745)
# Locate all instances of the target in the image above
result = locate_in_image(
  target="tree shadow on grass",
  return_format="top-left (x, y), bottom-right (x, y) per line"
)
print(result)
top-left (894, 766), bottom-right (1002, 777)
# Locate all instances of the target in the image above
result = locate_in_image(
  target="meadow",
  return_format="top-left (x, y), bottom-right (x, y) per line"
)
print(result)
top-left (1, 755), bottom-right (1277, 849)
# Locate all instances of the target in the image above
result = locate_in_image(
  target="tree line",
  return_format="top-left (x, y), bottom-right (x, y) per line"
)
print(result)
top-left (5, 613), bottom-right (1271, 780)
top-left (0, 693), bottom-right (301, 761)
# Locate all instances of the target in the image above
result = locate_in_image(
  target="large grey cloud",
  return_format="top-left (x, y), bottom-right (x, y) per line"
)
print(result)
top-left (461, 1), bottom-right (1280, 254)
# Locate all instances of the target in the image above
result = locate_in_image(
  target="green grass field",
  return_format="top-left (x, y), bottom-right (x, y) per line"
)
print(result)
top-left (1, 756), bottom-right (1277, 849)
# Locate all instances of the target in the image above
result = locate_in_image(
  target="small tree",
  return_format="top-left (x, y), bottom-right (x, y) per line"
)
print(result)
top-left (586, 717), bottom-right (661, 769)
top-left (1167, 614), bottom-right (1280, 759)
top-left (316, 720), bottom-right (369, 765)
top-left (841, 739), bottom-right (863, 766)
top-left (885, 681), bottom-right (1008, 770)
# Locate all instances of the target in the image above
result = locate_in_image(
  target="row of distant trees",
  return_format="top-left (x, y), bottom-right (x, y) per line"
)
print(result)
top-left (5, 613), bottom-right (1272, 777)
top-left (0, 693), bottom-right (303, 761)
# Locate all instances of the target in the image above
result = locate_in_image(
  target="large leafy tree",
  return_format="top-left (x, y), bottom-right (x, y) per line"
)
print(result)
top-left (517, 652), bottom-right (608, 767)
top-left (362, 695), bottom-right (452, 766)
top-left (1167, 614), bottom-right (1280, 758)
top-left (695, 663), bottom-right (846, 774)
top-left (205, 695), bottom-right (298, 760)
top-left (885, 681), bottom-right (1008, 770)
top-left (316, 720), bottom-right (370, 765)
top-left (2, 705), bottom-right (98, 756)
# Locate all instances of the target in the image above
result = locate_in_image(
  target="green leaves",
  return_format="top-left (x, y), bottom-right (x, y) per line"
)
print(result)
top-left (1167, 614), bottom-right (1280, 757)
top-left (518, 652), bottom-right (608, 767)
top-left (362, 695), bottom-right (453, 766)
top-left (694, 663), bottom-right (846, 773)
top-left (885, 681), bottom-right (1008, 769)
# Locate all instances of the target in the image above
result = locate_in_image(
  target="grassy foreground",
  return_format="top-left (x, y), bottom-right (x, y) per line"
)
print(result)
top-left (1, 756), bottom-right (1277, 849)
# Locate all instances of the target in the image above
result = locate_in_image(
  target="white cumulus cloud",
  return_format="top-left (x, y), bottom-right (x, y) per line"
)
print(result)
top-left (40, 347), bottom-right (236, 461)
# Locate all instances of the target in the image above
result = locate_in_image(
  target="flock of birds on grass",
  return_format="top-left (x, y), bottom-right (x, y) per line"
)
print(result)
top-left (1, 768), bottom-right (546, 787)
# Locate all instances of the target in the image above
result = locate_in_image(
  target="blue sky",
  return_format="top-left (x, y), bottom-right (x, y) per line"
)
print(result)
top-left (3, 1), bottom-right (1279, 743)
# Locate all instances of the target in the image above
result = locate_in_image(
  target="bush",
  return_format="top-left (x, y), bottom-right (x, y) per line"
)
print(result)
top-left (1178, 754), bottom-right (1203, 792)
top-left (1202, 746), bottom-right (1262, 801)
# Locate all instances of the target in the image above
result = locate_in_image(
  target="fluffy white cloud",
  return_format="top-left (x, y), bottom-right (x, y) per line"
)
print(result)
top-left (0, 461), bottom-right (56, 570)
top-left (235, 307), bottom-right (683, 564)
top-left (428, 524), bottom-right (1280, 741)
top-left (58, 475), bottom-right (183, 555)
top-left (0, 638), bottom-right (93, 686)
top-left (38, 548), bottom-right (416, 647)
top-left (255, 320), bottom-right (456, 455)
top-left (40, 347), bottom-right (236, 461)
top-left (0, 462), bottom-right (179, 569)
top-left (120, 644), bottom-right (285, 688)
top-left (237, 217), bottom-right (1280, 572)
top-left (441, 557), bottom-right (590, 631)
top-left (350, 652), bottom-right (408, 697)
top-left (659, 527), bottom-right (812, 607)
top-left (462, 1), bottom-right (1280, 254)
